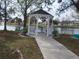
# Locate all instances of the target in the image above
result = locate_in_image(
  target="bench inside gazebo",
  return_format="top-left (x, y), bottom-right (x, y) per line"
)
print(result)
top-left (27, 9), bottom-right (53, 36)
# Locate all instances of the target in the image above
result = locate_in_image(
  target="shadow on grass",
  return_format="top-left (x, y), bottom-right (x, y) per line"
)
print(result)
top-left (0, 31), bottom-right (44, 59)
top-left (0, 31), bottom-right (21, 59)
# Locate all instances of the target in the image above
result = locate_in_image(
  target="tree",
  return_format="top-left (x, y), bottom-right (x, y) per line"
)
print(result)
top-left (0, 0), bottom-right (15, 31)
top-left (53, 20), bottom-right (59, 25)
top-left (15, 17), bottom-right (22, 32)
top-left (16, 0), bottom-right (79, 35)
top-left (58, 0), bottom-right (62, 3)
top-left (17, 0), bottom-right (39, 34)
top-left (4, 0), bottom-right (7, 31)
top-left (56, 0), bottom-right (79, 15)
top-left (17, 0), bottom-right (31, 34)
top-left (17, 0), bottom-right (55, 34)
top-left (71, 0), bottom-right (79, 11)
top-left (0, 1), bottom-right (4, 21)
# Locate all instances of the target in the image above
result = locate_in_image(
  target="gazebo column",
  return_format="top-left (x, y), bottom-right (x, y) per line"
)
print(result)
top-left (27, 17), bottom-right (31, 35)
top-left (51, 19), bottom-right (53, 35)
top-left (47, 18), bottom-right (49, 36)
top-left (35, 19), bottom-right (39, 36)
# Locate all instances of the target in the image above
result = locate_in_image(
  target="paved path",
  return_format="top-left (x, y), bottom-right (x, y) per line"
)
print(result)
top-left (31, 33), bottom-right (79, 59)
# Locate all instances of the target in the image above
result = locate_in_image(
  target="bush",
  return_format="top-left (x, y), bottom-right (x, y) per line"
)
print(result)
top-left (23, 27), bottom-right (28, 33)
top-left (52, 28), bottom-right (58, 37)
top-left (15, 28), bottom-right (21, 32)
top-left (15, 26), bottom-right (28, 33)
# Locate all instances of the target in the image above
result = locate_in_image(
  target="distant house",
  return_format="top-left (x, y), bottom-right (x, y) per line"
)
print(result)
top-left (60, 20), bottom-right (79, 27)
top-left (73, 20), bottom-right (79, 26)
top-left (60, 20), bottom-right (74, 26)
top-left (10, 19), bottom-right (16, 23)
top-left (57, 20), bottom-right (79, 35)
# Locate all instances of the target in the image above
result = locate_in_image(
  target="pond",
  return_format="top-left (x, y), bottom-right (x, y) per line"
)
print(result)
top-left (56, 28), bottom-right (79, 35)
top-left (0, 25), bottom-right (23, 31)
top-left (56, 28), bottom-right (79, 39)
top-left (0, 25), bottom-right (79, 38)
top-left (0, 25), bottom-right (16, 31)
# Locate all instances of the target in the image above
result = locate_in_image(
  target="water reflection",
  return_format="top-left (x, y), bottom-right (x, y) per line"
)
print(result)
top-left (0, 25), bottom-right (16, 31)
top-left (57, 28), bottom-right (79, 34)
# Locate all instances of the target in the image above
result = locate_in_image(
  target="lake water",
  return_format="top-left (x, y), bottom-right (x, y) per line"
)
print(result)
top-left (57, 28), bottom-right (79, 35)
top-left (0, 25), bottom-right (79, 35)
top-left (0, 25), bottom-right (16, 31)
top-left (0, 22), bottom-right (23, 31)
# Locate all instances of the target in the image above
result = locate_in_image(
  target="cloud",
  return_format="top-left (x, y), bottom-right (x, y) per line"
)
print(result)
top-left (44, 0), bottom-right (79, 21)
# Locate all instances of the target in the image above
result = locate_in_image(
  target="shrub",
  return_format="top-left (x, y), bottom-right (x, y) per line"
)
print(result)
top-left (52, 28), bottom-right (58, 37)
top-left (23, 27), bottom-right (28, 33)
top-left (15, 27), bottom-right (21, 32)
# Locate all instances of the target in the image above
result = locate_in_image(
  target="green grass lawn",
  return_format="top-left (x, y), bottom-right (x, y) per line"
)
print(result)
top-left (0, 31), bottom-right (43, 59)
top-left (55, 34), bottom-right (79, 56)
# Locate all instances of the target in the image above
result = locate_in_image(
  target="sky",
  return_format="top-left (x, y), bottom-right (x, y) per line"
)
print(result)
top-left (43, 0), bottom-right (79, 21)
top-left (8, 0), bottom-right (79, 21)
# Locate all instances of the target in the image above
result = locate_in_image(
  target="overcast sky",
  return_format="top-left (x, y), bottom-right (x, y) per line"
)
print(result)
top-left (43, 0), bottom-right (79, 21)
top-left (10, 0), bottom-right (79, 21)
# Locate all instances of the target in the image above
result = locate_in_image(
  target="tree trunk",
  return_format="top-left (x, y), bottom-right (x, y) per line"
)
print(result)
top-left (23, 15), bottom-right (27, 29)
top-left (23, 14), bottom-right (27, 35)
top-left (23, 5), bottom-right (28, 35)
top-left (4, 0), bottom-right (7, 31)
top-left (4, 18), bottom-right (7, 31)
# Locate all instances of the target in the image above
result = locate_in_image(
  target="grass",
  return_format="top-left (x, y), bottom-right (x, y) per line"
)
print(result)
top-left (0, 31), bottom-right (43, 59)
top-left (55, 34), bottom-right (79, 56)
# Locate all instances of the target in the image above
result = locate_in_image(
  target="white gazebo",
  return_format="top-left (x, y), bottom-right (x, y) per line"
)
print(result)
top-left (27, 9), bottom-right (53, 36)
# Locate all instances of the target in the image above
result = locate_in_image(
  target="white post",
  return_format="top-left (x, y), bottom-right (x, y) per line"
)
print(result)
top-left (28, 17), bottom-right (31, 35)
top-left (51, 19), bottom-right (53, 35)
top-left (35, 16), bottom-right (39, 36)
top-left (47, 18), bottom-right (49, 36)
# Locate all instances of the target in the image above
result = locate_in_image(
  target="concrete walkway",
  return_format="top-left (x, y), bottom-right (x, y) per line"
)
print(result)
top-left (31, 33), bottom-right (79, 59)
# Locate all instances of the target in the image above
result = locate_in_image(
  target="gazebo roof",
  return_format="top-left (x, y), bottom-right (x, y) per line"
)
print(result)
top-left (30, 9), bottom-right (53, 16)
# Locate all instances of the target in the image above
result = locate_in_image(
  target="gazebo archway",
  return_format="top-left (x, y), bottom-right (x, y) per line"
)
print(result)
top-left (27, 9), bottom-right (53, 36)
